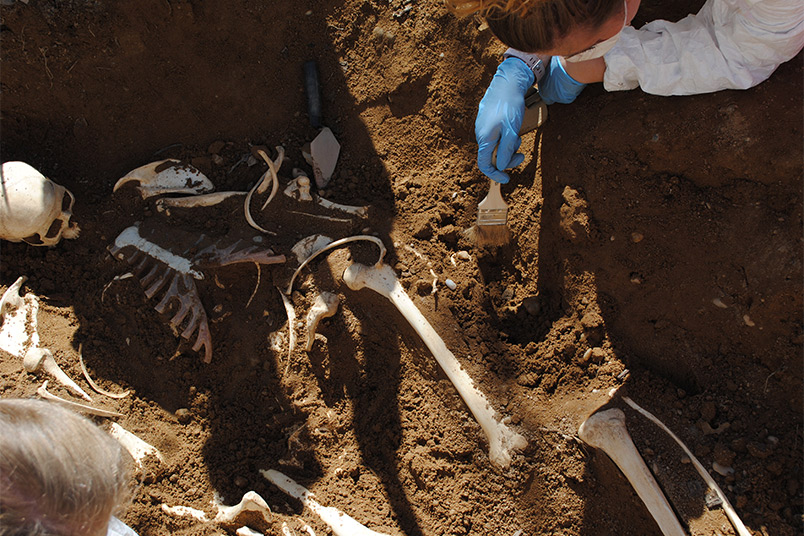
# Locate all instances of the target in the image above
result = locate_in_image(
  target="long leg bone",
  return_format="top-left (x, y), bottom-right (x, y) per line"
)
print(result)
top-left (261, 469), bottom-right (392, 536)
top-left (108, 422), bottom-right (164, 468)
top-left (622, 397), bottom-right (751, 536)
top-left (578, 408), bottom-right (686, 536)
top-left (342, 262), bottom-right (527, 468)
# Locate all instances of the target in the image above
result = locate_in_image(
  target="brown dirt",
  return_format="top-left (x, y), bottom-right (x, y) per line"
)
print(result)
top-left (1, 1), bottom-right (801, 535)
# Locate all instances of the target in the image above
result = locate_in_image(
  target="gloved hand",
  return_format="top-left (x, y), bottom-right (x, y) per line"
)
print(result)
top-left (475, 57), bottom-right (535, 184)
top-left (538, 56), bottom-right (586, 105)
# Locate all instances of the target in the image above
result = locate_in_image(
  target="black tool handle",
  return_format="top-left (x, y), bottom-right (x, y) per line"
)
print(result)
top-left (303, 60), bottom-right (322, 129)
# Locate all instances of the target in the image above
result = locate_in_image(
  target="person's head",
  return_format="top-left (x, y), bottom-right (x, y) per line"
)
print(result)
top-left (0, 399), bottom-right (130, 536)
top-left (446, 0), bottom-right (641, 58)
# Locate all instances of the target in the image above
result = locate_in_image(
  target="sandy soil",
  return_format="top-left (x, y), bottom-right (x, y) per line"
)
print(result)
top-left (1, 1), bottom-right (802, 535)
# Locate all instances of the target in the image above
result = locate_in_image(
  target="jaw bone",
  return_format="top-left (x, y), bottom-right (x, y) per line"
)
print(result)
top-left (578, 408), bottom-right (686, 536)
top-left (342, 262), bottom-right (527, 469)
top-left (114, 160), bottom-right (214, 199)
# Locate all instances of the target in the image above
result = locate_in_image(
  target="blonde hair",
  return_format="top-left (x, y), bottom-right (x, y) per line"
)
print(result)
top-left (0, 399), bottom-right (130, 536)
top-left (444, 0), bottom-right (622, 52)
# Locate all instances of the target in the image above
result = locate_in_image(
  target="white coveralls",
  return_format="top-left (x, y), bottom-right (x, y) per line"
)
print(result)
top-left (603, 0), bottom-right (804, 94)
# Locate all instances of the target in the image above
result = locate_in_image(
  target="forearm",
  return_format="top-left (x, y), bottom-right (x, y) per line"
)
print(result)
top-left (561, 57), bottom-right (606, 84)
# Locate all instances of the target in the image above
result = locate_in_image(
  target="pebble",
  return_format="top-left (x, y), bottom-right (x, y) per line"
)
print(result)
top-left (522, 296), bottom-right (540, 316)
top-left (456, 251), bottom-right (471, 260)
top-left (175, 408), bottom-right (191, 424)
top-left (631, 232), bottom-right (644, 243)
top-left (712, 462), bottom-right (734, 477)
top-left (445, 279), bottom-right (457, 290)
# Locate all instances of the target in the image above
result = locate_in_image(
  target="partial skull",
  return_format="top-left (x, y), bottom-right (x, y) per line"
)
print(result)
top-left (0, 161), bottom-right (80, 246)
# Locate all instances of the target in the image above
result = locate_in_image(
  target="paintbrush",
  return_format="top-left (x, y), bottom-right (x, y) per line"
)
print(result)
top-left (463, 179), bottom-right (511, 247)
top-left (464, 90), bottom-right (546, 247)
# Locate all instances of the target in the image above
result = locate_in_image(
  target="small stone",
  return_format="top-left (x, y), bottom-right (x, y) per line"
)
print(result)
top-left (456, 251), bottom-right (471, 261)
top-left (175, 408), bottom-right (191, 424)
top-left (445, 279), bottom-right (457, 290)
top-left (631, 232), bottom-right (644, 243)
top-left (169, 473), bottom-right (179, 483)
top-left (522, 296), bottom-right (540, 316)
top-left (700, 401), bottom-right (717, 423)
top-left (743, 314), bottom-right (755, 327)
top-left (712, 462), bottom-right (734, 477)
top-left (208, 140), bottom-right (226, 154)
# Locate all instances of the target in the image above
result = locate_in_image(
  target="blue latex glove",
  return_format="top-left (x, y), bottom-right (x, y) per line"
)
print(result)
top-left (538, 56), bottom-right (587, 105)
top-left (475, 57), bottom-right (535, 184)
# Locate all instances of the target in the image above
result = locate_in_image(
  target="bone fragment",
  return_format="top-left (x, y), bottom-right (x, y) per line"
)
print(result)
top-left (622, 396), bottom-right (750, 536)
top-left (286, 235), bottom-right (386, 295)
top-left (214, 491), bottom-right (272, 526)
top-left (114, 160), bottom-right (213, 199)
top-left (578, 408), bottom-right (686, 536)
top-left (238, 528), bottom-right (264, 536)
top-left (305, 292), bottom-right (340, 351)
top-left (281, 523), bottom-right (295, 536)
top-left (342, 262), bottom-right (527, 468)
top-left (314, 196), bottom-right (368, 218)
top-left (160, 503), bottom-right (209, 522)
top-left (279, 289), bottom-right (297, 373)
top-left (37, 381), bottom-right (124, 418)
top-left (112, 225), bottom-right (203, 279)
top-left (24, 347), bottom-right (92, 401)
top-left (261, 469), bottom-right (392, 536)
top-left (284, 173), bottom-right (367, 217)
top-left (291, 235), bottom-right (334, 265)
top-left (79, 345), bottom-right (131, 399)
top-left (156, 191), bottom-right (246, 211)
top-left (108, 422), bottom-right (163, 467)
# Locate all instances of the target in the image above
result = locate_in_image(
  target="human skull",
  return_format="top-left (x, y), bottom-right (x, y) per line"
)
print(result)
top-left (0, 161), bottom-right (80, 246)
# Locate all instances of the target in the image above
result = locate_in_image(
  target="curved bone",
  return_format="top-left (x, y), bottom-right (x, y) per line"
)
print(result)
top-left (261, 469), bottom-right (391, 536)
top-left (291, 235), bottom-right (334, 265)
top-left (37, 380), bottom-right (124, 418)
top-left (114, 160), bottom-right (213, 199)
top-left (342, 262), bottom-right (527, 468)
top-left (622, 397), bottom-right (751, 536)
top-left (305, 292), bottom-right (340, 351)
top-left (578, 409), bottom-right (686, 536)
top-left (286, 235), bottom-right (386, 295)
top-left (79, 345), bottom-right (130, 399)
top-left (24, 347), bottom-right (92, 401)
top-left (214, 491), bottom-right (272, 526)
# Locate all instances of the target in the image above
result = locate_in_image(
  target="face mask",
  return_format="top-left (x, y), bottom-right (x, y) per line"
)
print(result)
top-left (564, 0), bottom-right (628, 63)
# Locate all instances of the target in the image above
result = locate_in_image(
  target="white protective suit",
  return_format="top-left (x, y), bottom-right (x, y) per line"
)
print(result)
top-left (603, 0), bottom-right (804, 94)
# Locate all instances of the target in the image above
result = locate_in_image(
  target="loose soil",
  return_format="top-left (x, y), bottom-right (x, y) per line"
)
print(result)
top-left (1, 1), bottom-right (802, 535)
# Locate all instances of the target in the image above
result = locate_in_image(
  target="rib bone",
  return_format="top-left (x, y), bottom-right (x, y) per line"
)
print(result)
top-left (37, 380), bottom-right (124, 418)
top-left (342, 262), bottom-right (527, 468)
top-left (578, 408), bottom-right (686, 536)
